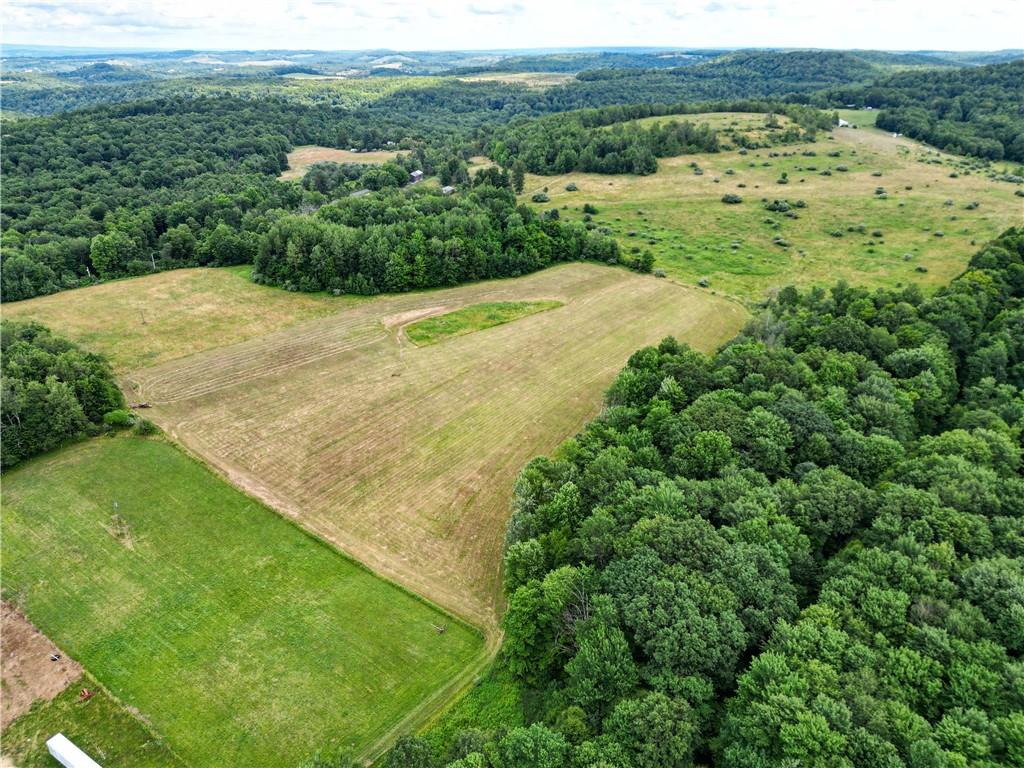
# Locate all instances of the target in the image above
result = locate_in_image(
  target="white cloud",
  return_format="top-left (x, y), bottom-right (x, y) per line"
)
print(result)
top-left (3, 0), bottom-right (1021, 51)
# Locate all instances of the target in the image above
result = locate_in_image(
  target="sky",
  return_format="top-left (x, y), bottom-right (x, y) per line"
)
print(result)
top-left (4, 0), bottom-right (1022, 52)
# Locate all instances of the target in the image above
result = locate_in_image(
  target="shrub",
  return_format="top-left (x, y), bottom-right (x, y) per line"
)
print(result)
top-left (103, 409), bottom-right (135, 429)
top-left (531, 192), bottom-right (550, 203)
top-left (721, 194), bottom-right (743, 204)
top-left (582, 203), bottom-right (599, 215)
top-left (564, 183), bottom-right (578, 192)
top-left (134, 418), bottom-right (160, 436)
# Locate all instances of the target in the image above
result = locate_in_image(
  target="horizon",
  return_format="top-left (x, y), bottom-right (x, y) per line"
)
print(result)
top-left (4, 1), bottom-right (1022, 53)
top-left (4, 42), bottom-right (1024, 56)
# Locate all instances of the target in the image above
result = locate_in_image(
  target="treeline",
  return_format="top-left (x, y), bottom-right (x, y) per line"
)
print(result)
top-left (1, 321), bottom-right (125, 469)
top-left (0, 95), bottom-right (474, 302)
top-left (485, 101), bottom-right (832, 175)
top-left (489, 117), bottom-right (717, 176)
top-left (376, 228), bottom-right (1023, 767)
top-left (0, 96), bottom-right (331, 301)
top-left (254, 185), bottom-right (630, 295)
top-left (820, 60), bottom-right (1024, 161)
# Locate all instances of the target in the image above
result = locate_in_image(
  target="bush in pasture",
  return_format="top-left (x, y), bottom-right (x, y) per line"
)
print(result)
top-left (721, 194), bottom-right (743, 204)
top-left (103, 409), bottom-right (135, 429)
top-left (133, 418), bottom-right (160, 436)
top-left (531, 192), bottom-right (550, 203)
top-left (565, 183), bottom-right (578, 191)
top-left (582, 203), bottom-right (599, 215)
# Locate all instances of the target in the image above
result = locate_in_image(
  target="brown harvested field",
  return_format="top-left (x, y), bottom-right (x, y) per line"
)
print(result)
top-left (1, 601), bottom-right (82, 729)
top-left (2, 266), bottom-right (354, 373)
top-left (130, 264), bottom-right (746, 629)
top-left (279, 145), bottom-right (403, 180)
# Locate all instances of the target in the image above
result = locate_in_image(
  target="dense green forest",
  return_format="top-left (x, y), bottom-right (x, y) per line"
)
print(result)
top-left (0, 96), bottom-right (469, 302)
top-left (0, 71), bottom-right (837, 302)
top-left (377, 228), bottom-right (1024, 767)
top-left (821, 60), bottom-right (1024, 161)
top-left (485, 101), bottom-right (832, 175)
top-left (3, 51), bottom-right (1020, 301)
top-left (0, 321), bottom-right (125, 468)
top-left (254, 185), bottom-right (629, 294)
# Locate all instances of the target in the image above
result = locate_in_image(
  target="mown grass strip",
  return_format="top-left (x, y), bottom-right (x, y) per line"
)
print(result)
top-left (405, 300), bottom-right (563, 346)
top-left (1, 437), bottom-right (484, 767)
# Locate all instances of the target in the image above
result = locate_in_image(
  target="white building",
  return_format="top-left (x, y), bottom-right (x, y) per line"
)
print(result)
top-left (47, 734), bottom-right (103, 768)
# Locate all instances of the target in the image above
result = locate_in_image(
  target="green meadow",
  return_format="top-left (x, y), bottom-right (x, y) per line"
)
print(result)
top-left (405, 300), bottom-right (563, 346)
top-left (523, 120), bottom-right (1022, 303)
top-left (1, 437), bottom-right (484, 767)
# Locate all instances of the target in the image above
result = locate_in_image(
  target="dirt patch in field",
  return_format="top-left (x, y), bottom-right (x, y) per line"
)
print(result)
top-left (1, 601), bottom-right (82, 729)
top-left (382, 305), bottom-right (450, 330)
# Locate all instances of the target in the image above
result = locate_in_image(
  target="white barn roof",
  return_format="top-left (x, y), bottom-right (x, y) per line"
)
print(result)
top-left (46, 733), bottom-right (103, 768)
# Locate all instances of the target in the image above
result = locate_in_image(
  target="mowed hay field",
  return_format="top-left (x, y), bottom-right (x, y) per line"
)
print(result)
top-left (1, 438), bottom-right (483, 767)
top-left (2, 266), bottom-right (352, 373)
top-left (279, 145), bottom-right (402, 180)
top-left (129, 264), bottom-right (746, 628)
top-left (523, 119), bottom-right (1023, 302)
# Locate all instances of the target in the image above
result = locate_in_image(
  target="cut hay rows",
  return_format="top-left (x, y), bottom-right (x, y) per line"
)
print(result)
top-left (134, 264), bottom-right (746, 629)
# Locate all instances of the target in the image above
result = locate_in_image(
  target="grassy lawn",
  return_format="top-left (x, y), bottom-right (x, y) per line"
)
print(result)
top-left (1, 437), bottom-right (484, 767)
top-left (405, 300), bottom-right (563, 346)
top-left (1, 266), bottom-right (353, 373)
top-left (521, 121), bottom-right (1022, 303)
top-left (1, 675), bottom-right (183, 768)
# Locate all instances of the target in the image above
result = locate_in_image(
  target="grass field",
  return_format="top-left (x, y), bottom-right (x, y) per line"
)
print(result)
top-left (1, 437), bottom-right (484, 767)
top-left (1, 266), bottom-right (350, 372)
top-left (279, 145), bottom-right (403, 180)
top-left (125, 264), bottom-right (745, 629)
top-left (523, 119), bottom-right (1022, 302)
top-left (405, 300), bottom-right (563, 346)
top-left (1, 674), bottom-right (182, 768)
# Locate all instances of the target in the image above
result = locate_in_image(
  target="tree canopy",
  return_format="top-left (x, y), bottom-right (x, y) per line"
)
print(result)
top-left (381, 228), bottom-right (1023, 768)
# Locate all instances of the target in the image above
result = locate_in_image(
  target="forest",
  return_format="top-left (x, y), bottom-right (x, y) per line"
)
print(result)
top-left (4, 52), bottom-right (1019, 303)
top-left (485, 101), bottom-right (832, 175)
top-left (377, 228), bottom-right (1024, 767)
top-left (254, 185), bottom-right (629, 294)
top-left (0, 320), bottom-right (126, 468)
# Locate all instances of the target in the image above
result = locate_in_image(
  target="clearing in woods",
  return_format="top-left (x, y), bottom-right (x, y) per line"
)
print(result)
top-left (127, 264), bottom-right (746, 629)
top-left (522, 115), bottom-right (1022, 302)
top-left (278, 145), bottom-right (402, 180)
top-left (1, 438), bottom-right (484, 767)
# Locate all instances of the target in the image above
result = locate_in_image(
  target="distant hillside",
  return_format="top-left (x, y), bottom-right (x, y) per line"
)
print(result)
top-left (825, 60), bottom-right (1024, 161)
top-left (447, 50), bottom-right (719, 74)
top-left (56, 62), bottom-right (153, 83)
